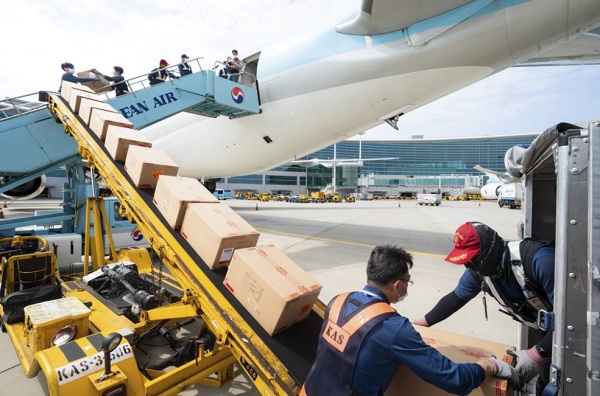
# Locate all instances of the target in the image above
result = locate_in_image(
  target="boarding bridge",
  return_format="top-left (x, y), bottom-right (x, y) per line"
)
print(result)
top-left (0, 62), bottom-right (260, 197)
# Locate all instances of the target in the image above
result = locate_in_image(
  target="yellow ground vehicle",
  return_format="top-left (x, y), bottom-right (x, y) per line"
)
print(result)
top-left (258, 192), bottom-right (271, 202)
top-left (0, 93), bottom-right (325, 396)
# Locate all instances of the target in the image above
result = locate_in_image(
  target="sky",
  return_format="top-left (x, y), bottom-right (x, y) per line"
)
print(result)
top-left (1, 0), bottom-right (598, 140)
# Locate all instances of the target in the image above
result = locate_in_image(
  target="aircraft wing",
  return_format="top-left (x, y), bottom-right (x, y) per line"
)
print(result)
top-left (290, 157), bottom-right (399, 168)
top-left (473, 165), bottom-right (519, 183)
top-left (336, 0), bottom-right (471, 35)
top-left (518, 26), bottom-right (600, 66)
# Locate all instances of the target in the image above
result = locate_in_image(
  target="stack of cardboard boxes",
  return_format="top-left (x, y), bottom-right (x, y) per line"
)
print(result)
top-left (60, 80), bottom-right (322, 337)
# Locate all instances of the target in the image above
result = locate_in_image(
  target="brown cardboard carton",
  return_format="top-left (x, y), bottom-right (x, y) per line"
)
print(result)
top-left (60, 81), bottom-right (94, 102)
top-left (105, 126), bottom-right (152, 162)
top-left (224, 245), bottom-right (322, 335)
top-left (124, 146), bottom-right (179, 189)
top-left (180, 203), bottom-right (260, 269)
top-left (153, 175), bottom-right (219, 230)
top-left (78, 98), bottom-right (117, 124)
top-left (77, 70), bottom-right (111, 93)
top-left (385, 325), bottom-right (515, 396)
top-left (89, 110), bottom-right (133, 140)
top-left (68, 89), bottom-right (103, 114)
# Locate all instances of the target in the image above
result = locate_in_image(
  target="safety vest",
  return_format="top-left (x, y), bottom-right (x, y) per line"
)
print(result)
top-left (301, 292), bottom-right (397, 396)
top-left (472, 239), bottom-right (553, 329)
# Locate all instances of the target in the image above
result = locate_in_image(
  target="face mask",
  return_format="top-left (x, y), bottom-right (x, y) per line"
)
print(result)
top-left (395, 284), bottom-right (407, 302)
top-left (68, 68), bottom-right (75, 74)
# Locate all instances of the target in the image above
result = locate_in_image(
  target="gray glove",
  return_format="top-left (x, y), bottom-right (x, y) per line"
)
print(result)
top-left (488, 358), bottom-right (523, 390)
top-left (507, 347), bottom-right (547, 384)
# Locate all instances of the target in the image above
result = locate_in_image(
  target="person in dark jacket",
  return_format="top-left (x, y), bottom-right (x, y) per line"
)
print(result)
top-left (413, 221), bottom-right (555, 395)
top-left (178, 54), bottom-right (192, 76)
top-left (58, 62), bottom-right (99, 92)
top-left (92, 66), bottom-right (129, 96)
top-left (301, 245), bottom-right (520, 396)
top-left (148, 59), bottom-right (178, 86)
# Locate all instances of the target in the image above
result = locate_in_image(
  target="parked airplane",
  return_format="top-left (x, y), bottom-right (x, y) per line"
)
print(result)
top-left (144, 0), bottom-right (600, 186)
top-left (474, 164), bottom-right (519, 199)
top-left (3, 1), bottom-right (600, 200)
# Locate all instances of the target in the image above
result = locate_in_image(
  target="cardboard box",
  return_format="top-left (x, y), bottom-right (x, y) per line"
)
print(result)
top-left (24, 297), bottom-right (91, 354)
top-left (224, 244), bottom-right (322, 335)
top-left (89, 110), bottom-right (133, 140)
top-left (124, 146), bottom-right (179, 189)
top-left (77, 69), bottom-right (112, 93)
top-left (68, 89), bottom-right (102, 114)
top-left (60, 81), bottom-right (94, 102)
top-left (105, 126), bottom-right (152, 162)
top-left (180, 203), bottom-right (260, 269)
top-left (153, 176), bottom-right (219, 230)
top-left (78, 97), bottom-right (117, 124)
top-left (385, 325), bottom-right (516, 396)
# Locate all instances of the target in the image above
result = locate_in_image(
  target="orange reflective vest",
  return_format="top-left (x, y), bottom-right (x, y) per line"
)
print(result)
top-left (301, 292), bottom-right (396, 396)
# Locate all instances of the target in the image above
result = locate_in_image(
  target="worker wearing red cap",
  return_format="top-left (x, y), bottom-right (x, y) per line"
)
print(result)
top-left (414, 221), bottom-right (556, 395)
top-left (148, 59), bottom-right (179, 86)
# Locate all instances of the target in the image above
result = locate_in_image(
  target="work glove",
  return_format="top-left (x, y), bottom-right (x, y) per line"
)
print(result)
top-left (412, 316), bottom-right (429, 327)
top-left (506, 347), bottom-right (547, 384)
top-left (487, 358), bottom-right (523, 390)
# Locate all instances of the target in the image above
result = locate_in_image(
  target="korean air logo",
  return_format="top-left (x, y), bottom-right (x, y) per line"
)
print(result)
top-left (131, 229), bottom-right (144, 241)
top-left (231, 87), bottom-right (244, 104)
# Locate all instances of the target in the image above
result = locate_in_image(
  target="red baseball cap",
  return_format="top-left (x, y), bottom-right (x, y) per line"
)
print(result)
top-left (444, 222), bottom-right (481, 264)
top-left (159, 59), bottom-right (169, 65)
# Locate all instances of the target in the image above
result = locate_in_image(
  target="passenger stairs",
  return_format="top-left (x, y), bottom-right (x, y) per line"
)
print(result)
top-left (0, 58), bottom-right (260, 195)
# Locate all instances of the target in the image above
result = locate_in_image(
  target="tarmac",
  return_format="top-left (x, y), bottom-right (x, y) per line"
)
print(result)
top-left (0, 198), bottom-right (522, 395)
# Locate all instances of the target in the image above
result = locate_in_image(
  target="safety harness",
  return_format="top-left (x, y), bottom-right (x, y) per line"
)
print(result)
top-left (471, 239), bottom-right (553, 329)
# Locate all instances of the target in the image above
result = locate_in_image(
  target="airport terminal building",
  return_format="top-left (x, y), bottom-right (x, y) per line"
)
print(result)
top-left (216, 133), bottom-right (537, 197)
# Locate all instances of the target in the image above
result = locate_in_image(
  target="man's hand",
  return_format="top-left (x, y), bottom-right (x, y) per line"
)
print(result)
top-left (412, 316), bottom-right (429, 327)
top-left (479, 358), bottom-right (523, 390)
top-left (506, 347), bottom-right (547, 384)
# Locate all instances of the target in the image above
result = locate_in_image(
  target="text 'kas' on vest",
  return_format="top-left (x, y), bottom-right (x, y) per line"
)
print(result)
top-left (386, 325), bottom-right (516, 396)
top-left (124, 146), bottom-right (179, 189)
top-left (224, 244), bottom-right (322, 336)
top-left (105, 125), bottom-right (152, 162)
top-left (180, 203), bottom-right (260, 269)
top-left (153, 175), bottom-right (218, 231)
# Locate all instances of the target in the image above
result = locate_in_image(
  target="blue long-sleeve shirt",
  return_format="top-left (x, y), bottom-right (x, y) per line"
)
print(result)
top-left (351, 285), bottom-right (485, 395)
top-left (453, 246), bottom-right (555, 351)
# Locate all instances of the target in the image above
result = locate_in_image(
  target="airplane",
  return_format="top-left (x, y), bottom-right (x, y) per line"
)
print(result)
top-left (290, 157), bottom-right (399, 168)
top-left (474, 164), bottom-right (520, 199)
top-left (2, 0), bottom-right (600, 200)
top-left (143, 0), bottom-right (600, 190)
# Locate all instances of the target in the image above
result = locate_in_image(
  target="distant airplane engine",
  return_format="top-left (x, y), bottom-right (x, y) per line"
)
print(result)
top-left (480, 182), bottom-right (503, 200)
top-left (0, 175), bottom-right (46, 201)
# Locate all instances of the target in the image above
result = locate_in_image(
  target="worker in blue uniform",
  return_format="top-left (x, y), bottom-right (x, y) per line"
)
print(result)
top-left (301, 245), bottom-right (521, 396)
top-left (92, 66), bottom-right (129, 96)
top-left (414, 221), bottom-right (555, 395)
top-left (58, 62), bottom-right (99, 92)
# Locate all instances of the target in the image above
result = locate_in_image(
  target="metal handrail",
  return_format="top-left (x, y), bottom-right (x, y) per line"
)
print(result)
top-left (213, 60), bottom-right (257, 84)
top-left (96, 56), bottom-right (206, 100)
top-left (0, 92), bottom-right (47, 121)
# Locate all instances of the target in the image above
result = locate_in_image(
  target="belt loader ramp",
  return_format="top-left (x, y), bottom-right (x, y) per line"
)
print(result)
top-left (0, 91), bottom-right (319, 396)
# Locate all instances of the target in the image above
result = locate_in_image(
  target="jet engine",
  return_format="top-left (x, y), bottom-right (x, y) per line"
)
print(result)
top-left (0, 175), bottom-right (46, 200)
